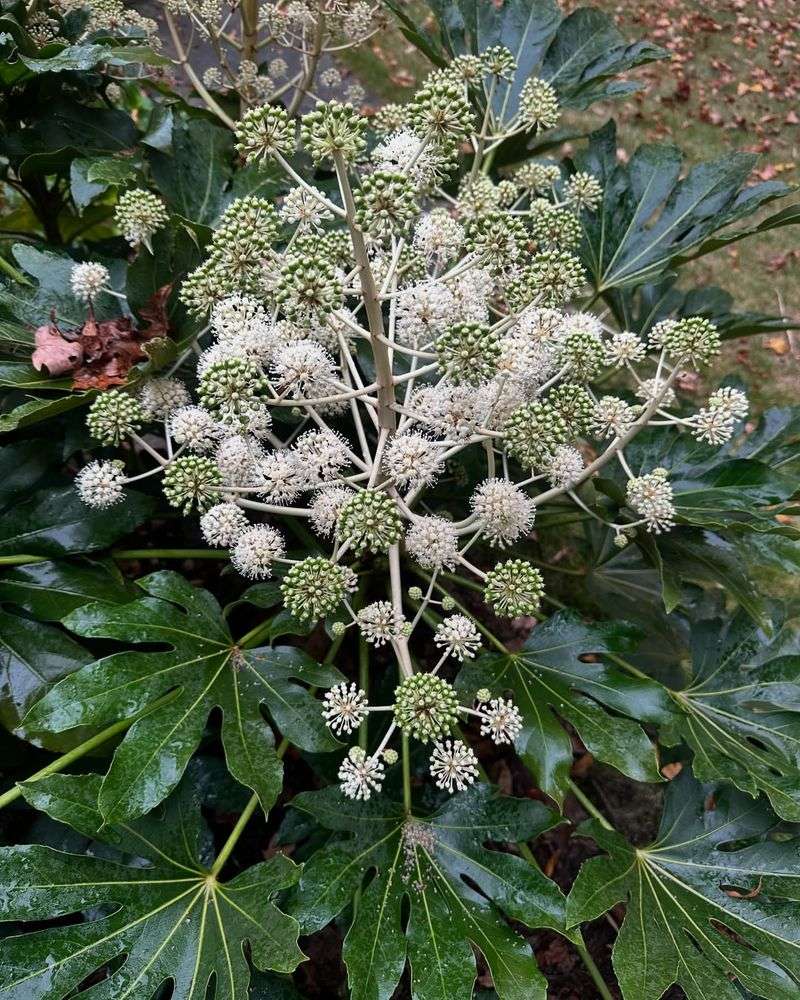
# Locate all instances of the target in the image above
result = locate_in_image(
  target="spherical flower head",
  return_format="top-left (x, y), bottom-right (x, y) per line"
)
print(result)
top-left (169, 405), bottom-right (221, 453)
top-left (408, 73), bottom-right (475, 145)
top-left (457, 175), bottom-right (500, 218)
top-left (405, 516), bottom-right (459, 571)
top-left (503, 401), bottom-right (569, 470)
top-left (484, 559), bottom-right (544, 617)
top-left (281, 556), bottom-right (349, 620)
top-left (547, 382), bottom-right (595, 435)
top-left (280, 185), bottom-right (334, 230)
top-left (519, 76), bottom-right (560, 131)
top-left (230, 524), bottom-right (286, 579)
top-left (482, 44), bottom-right (517, 80)
top-left (470, 478), bottom-right (535, 548)
top-left (86, 390), bottom-right (144, 445)
top-left (372, 102), bottom-right (409, 134)
top-left (495, 178), bottom-right (519, 208)
top-left (604, 331), bottom-right (646, 368)
top-left (320, 66), bottom-right (342, 88)
top-left (309, 486), bottom-right (355, 537)
top-left (383, 747), bottom-right (399, 766)
top-left (275, 256), bottom-right (343, 321)
top-left (393, 673), bottom-right (459, 743)
top-left (383, 432), bottom-right (444, 489)
top-left (200, 502), bottom-right (250, 547)
top-left (257, 450), bottom-right (304, 504)
top-left (626, 468), bottom-right (676, 533)
top-left (234, 103), bottom-right (295, 164)
top-left (465, 213), bottom-right (527, 268)
top-left (162, 456), bottom-right (222, 514)
top-left (591, 395), bottom-right (639, 440)
top-left (547, 444), bottom-right (585, 489)
top-left (75, 459), bottom-right (126, 509)
top-left (436, 322), bottom-right (501, 386)
top-left (514, 161), bottom-right (561, 193)
top-left (337, 489), bottom-right (403, 554)
top-left (323, 681), bottom-right (368, 735)
top-left (291, 430), bottom-right (351, 485)
top-left (430, 739), bottom-right (479, 793)
top-left (528, 200), bottom-right (583, 250)
top-left (339, 746), bottom-right (385, 800)
top-left (354, 170), bottom-right (419, 238)
top-left (396, 281), bottom-right (456, 345)
top-left (636, 378), bottom-right (676, 408)
top-left (300, 100), bottom-right (366, 163)
top-left (561, 330), bottom-right (605, 379)
top-left (564, 171), bottom-right (603, 212)
top-left (448, 53), bottom-right (485, 85)
top-left (412, 210), bottom-right (465, 265)
top-left (690, 406), bottom-right (736, 445)
top-left (659, 316), bottom-right (720, 368)
top-left (139, 378), bottom-right (190, 420)
top-left (198, 357), bottom-right (267, 422)
top-left (70, 262), bottom-right (109, 301)
top-left (357, 601), bottom-right (405, 646)
top-left (216, 434), bottom-right (266, 486)
top-left (210, 294), bottom-right (268, 342)
top-left (708, 386), bottom-right (748, 421)
top-left (479, 697), bottom-right (523, 745)
top-left (434, 615), bottom-right (481, 661)
top-left (115, 189), bottom-right (168, 250)
top-left (509, 250), bottom-right (585, 309)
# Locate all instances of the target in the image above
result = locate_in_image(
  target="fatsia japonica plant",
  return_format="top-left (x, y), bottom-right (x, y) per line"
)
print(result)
top-left (1, 2), bottom-right (800, 1000)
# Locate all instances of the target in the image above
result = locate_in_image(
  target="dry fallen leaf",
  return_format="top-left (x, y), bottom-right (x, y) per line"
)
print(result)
top-left (31, 319), bottom-right (83, 376)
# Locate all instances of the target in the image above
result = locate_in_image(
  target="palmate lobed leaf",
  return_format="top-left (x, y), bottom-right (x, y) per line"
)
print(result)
top-left (577, 120), bottom-right (793, 294)
top-left (661, 610), bottom-right (800, 822)
top-left (567, 770), bottom-right (800, 1000)
top-left (287, 784), bottom-right (568, 1000)
top-left (456, 612), bottom-right (674, 804)
top-left (0, 771), bottom-right (303, 1000)
top-left (23, 571), bottom-right (344, 824)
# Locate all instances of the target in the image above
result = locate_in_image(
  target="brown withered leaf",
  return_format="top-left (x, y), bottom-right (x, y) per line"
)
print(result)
top-left (30, 286), bottom-right (174, 391)
top-left (31, 319), bottom-right (83, 376)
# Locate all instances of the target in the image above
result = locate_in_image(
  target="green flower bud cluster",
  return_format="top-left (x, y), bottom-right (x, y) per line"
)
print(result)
top-left (658, 317), bottom-right (720, 368)
top-left (528, 200), bottom-right (583, 249)
top-left (466, 212), bottom-right (529, 268)
top-left (514, 162), bottom-right (561, 193)
top-left (198, 357), bottom-right (269, 420)
top-left (504, 401), bottom-right (570, 469)
top-left (408, 72), bottom-right (475, 145)
top-left (561, 331), bottom-right (605, 380)
top-left (300, 101), bottom-right (366, 163)
top-left (275, 254), bottom-right (343, 319)
top-left (484, 559), bottom-right (544, 617)
top-left (564, 171), bottom-right (603, 212)
top-left (281, 556), bottom-right (349, 620)
top-left (519, 77), bottom-right (560, 131)
top-left (234, 104), bottom-right (295, 164)
top-left (354, 171), bottom-right (419, 238)
top-left (507, 249), bottom-right (586, 309)
top-left (393, 673), bottom-right (459, 743)
top-left (114, 189), bottom-right (169, 250)
top-left (482, 45), bottom-right (517, 80)
top-left (87, 390), bottom-right (144, 445)
top-left (546, 382), bottom-right (595, 435)
top-left (372, 102), bottom-right (409, 134)
top-left (337, 489), bottom-right (403, 554)
top-left (162, 456), bottom-right (222, 514)
top-left (436, 322), bottom-right (501, 386)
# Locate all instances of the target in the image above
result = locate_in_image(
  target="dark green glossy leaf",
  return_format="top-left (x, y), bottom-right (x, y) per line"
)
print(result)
top-left (0, 485), bottom-right (154, 558)
top-left (288, 784), bottom-right (567, 1000)
top-left (0, 558), bottom-right (136, 619)
top-left (577, 121), bottom-right (792, 293)
top-left (660, 611), bottom-right (800, 821)
top-left (25, 571), bottom-right (343, 822)
top-left (0, 607), bottom-right (91, 745)
top-left (567, 771), bottom-right (800, 1000)
top-left (2, 771), bottom-right (304, 999)
top-left (0, 441), bottom-right (61, 510)
top-left (148, 115), bottom-right (233, 225)
top-left (456, 612), bottom-right (672, 803)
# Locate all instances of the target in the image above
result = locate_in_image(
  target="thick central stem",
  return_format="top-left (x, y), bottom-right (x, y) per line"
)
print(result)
top-left (333, 152), bottom-right (397, 431)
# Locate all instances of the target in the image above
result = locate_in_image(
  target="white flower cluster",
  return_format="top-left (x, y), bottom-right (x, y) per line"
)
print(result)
top-left (74, 49), bottom-right (747, 801)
